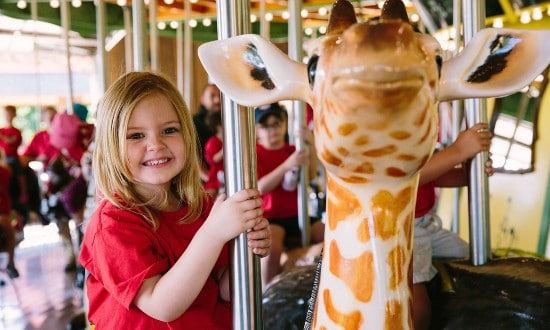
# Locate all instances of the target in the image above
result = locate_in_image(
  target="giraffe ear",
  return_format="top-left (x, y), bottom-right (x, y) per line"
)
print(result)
top-left (439, 28), bottom-right (550, 101)
top-left (198, 34), bottom-right (312, 107)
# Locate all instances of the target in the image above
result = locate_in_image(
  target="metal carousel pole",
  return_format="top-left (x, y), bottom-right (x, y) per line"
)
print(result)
top-left (60, 0), bottom-right (74, 113)
top-left (215, 1), bottom-right (262, 328)
top-left (288, 0), bottom-right (310, 247)
top-left (132, 0), bottom-right (147, 71)
top-left (462, 0), bottom-right (491, 266)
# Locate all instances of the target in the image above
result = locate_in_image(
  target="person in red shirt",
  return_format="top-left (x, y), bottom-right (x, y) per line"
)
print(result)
top-left (412, 122), bottom-right (494, 330)
top-left (0, 105), bottom-right (27, 220)
top-left (0, 149), bottom-right (19, 278)
top-left (203, 111), bottom-right (224, 197)
top-left (254, 102), bottom-right (324, 285)
top-left (79, 72), bottom-right (271, 329)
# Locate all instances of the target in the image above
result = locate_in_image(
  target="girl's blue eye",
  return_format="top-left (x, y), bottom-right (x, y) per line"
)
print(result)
top-left (164, 127), bottom-right (178, 134)
top-left (128, 132), bottom-right (143, 140)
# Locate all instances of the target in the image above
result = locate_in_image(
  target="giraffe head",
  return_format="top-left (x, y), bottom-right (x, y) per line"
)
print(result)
top-left (306, 0), bottom-right (439, 184)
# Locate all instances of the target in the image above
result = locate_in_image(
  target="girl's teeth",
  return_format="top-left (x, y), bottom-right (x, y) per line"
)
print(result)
top-left (146, 159), bottom-right (168, 166)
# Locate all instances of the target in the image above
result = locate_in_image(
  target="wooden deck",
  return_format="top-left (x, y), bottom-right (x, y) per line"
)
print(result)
top-left (0, 222), bottom-right (85, 330)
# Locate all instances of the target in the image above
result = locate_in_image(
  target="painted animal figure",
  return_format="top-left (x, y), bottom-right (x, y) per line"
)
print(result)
top-left (198, 0), bottom-right (550, 328)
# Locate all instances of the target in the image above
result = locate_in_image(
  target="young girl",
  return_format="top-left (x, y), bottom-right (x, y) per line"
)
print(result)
top-left (79, 72), bottom-right (271, 329)
top-left (254, 103), bottom-right (324, 285)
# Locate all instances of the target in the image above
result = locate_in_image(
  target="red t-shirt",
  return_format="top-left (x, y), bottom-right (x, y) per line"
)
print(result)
top-left (415, 181), bottom-right (436, 218)
top-left (22, 130), bottom-right (84, 165)
top-left (0, 166), bottom-right (11, 215)
top-left (204, 136), bottom-right (224, 191)
top-left (0, 126), bottom-right (22, 157)
top-left (79, 198), bottom-right (231, 329)
top-left (256, 143), bottom-right (298, 219)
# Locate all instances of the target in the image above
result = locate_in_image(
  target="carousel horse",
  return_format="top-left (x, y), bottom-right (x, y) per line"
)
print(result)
top-left (198, 0), bottom-right (550, 328)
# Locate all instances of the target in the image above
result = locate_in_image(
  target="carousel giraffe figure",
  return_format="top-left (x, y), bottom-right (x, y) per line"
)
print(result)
top-left (198, 0), bottom-right (550, 328)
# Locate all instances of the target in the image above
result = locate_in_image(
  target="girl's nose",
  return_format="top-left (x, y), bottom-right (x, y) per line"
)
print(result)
top-left (147, 135), bottom-right (166, 150)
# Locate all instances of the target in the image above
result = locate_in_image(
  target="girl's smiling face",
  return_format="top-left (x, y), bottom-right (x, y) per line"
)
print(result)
top-left (126, 93), bottom-right (186, 199)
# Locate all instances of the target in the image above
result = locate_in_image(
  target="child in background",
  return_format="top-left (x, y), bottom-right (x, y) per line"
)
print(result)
top-left (254, 103), bottom-right (324, 285)
top-left (204, 111), bottom-right (224, 198)
top-left (413, 122), bottom-right (494, 330)
top-left (79, 72), bottom-right (271, 329)
top-left (0, 105), bottom-right (27, 222)
top-left (0, 149), bottom-right (19, 278)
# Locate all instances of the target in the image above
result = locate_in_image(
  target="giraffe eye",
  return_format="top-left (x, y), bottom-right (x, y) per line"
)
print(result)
top-left (435, 54), bottom-right (442, 78)
top-left (307, 54), bottom-right (319, 89)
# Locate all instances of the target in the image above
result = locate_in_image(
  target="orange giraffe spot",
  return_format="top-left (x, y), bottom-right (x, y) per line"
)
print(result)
top-left (341, 176), bottom-right (371, 184)
top-left (338, 147), bottom-right (350, 156)
top-left (397, 153), bottom-right (417, 161)
top-left (321, 148), bottom-right (343, 168)
top-left (327, 177), bottom-right (362, 231)
top-left (354, 162), bottom-right (374, 174)
top-left (385, 167), bottom-right (407, 177)
top-left (403, 213), bottom-right (414, 250)
top-left (384, 299), bottom-right (404, 330)
top-left (371, 187), bottom-right (412, 240)
top-left (362, 145), bottom-right (397, 157)
top-left (320, 115), bottom-right (333, 140)
top-left (357, 218), bottom-right (371, 243)
top-left (329, 240), bottom-right (374, 303)
top-left (417, 114), bottom-right (434, 145)
top-left (338, 122), bottom-right (358, 136)
top-left (413, 101), bottom-right (430, 126)
top-left (387, 245), bottom-right (405, 290)
top-left (389, 130), bottom-right (411, 140)
top-left (323, 288), bottom-right (363, 329)
top-left (354, 135), bottom-right (369, 146)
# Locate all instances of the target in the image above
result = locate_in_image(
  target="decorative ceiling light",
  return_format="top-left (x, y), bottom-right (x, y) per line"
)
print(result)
top-left (190, 0), bottom-right (198, 3)
top-left (117, 0), bottom-right (126, 6)
top-left (304, 27), bottom-right (313, 36)
top-left (265, 13), bottom-right (273, 21)
top-left (492, 18), bottom-right (504, 28)
top-left (16, 0), bottom-right (27, 9)
top-left (409, 13), bottom-right (419, 23)
top-left (72, 0), bottom-right (82, 8)
top-left (157, 21), bottom-right (166, 30)
top-left (520, 11), bottom-right (531, 24)
top-left (50, 0), bottom-right (60, 8)
top-left (319, 26), bottom-right (327, 34)
top-left (170, 21), bottom-right (178, 29)
top-left (189, 19), bottom-right (197, 27)
top-left (318, 7), bottom-right (328, 16)
top-left (301, 9), bottom-right (308, 18)
top-left (164, 0), bottom-right (174, 5)
top-left (250, 14), bottom-right (257, 23)
top-left (282, 11), bottom-right (290, 20)
top-left (202, 18), bottom-right (212, 27)
top-left (532, 7), bottom-right (543, 20)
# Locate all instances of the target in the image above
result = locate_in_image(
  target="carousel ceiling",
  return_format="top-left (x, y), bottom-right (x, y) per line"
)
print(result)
top-left (1, 0), bottom-right (549, 44)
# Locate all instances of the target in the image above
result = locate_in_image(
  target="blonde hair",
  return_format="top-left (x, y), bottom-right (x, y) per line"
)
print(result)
top-left (93, 71), bottom-right (206, 229)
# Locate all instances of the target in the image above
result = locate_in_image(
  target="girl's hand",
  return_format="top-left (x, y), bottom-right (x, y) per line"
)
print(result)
top-left (204, 189), bottom-right (263, 243)
top-left (247, 217), bottom-right (271, 257)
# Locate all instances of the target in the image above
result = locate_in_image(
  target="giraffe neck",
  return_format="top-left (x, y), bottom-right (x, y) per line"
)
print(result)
top-left (312, 173), bottom-right (417, 329)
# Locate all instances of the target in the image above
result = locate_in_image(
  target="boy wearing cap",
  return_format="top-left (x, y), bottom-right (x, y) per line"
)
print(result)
top-left (254, 103), bottom-right (324, 286)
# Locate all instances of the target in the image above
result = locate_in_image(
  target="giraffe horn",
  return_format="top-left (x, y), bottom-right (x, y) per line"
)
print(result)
top-left (380, 0), bottom-right (410, 24)
top-left (327, 0), bottom-right (357, 35)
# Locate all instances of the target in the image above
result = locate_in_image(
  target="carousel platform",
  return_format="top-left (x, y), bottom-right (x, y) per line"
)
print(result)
top-left (0, 223), bottom-right (84, 330)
